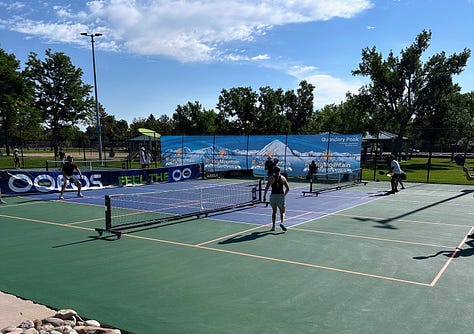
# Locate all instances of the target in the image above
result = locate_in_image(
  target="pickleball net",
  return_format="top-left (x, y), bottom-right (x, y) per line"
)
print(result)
top-left (302, 168), bottom-right (366, 196)
top-left (96, 180), bottom-right (262, 237)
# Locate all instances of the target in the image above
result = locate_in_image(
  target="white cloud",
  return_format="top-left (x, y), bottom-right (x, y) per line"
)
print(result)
top-left (287, 65), bottom-right (319, 78)
top-left (287, 65), bottom-right (366, 108)
top-left (310, 74), bottom-right (363, 108)
top-left (1, 0), bottom-right (373, 62)
top-left (11, 19), bottom-right (90, 44)
top-left (6, 2), bottom-right (25, 10)
top-left (252, 54), bottom-right (271, 61)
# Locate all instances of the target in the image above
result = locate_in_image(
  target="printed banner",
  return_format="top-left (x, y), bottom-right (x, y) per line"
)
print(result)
top-left (161, 134), bottom-right (362, 177)
top-left (0, 164), bottom-right (200, 195)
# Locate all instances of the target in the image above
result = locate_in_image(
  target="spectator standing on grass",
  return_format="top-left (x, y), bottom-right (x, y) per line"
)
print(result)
top-left (58, 147), bottom-right (65, 162)
top-left (59, 155), bottom-right (83, 200)
top-left (146, 151), bottom-right (152, 168)
top-left (263, 166), bottom-right (290, 232)
top-left (139, 147), bottom-right (147, 169)
top-left (13, 148), bottom-right (20, 169)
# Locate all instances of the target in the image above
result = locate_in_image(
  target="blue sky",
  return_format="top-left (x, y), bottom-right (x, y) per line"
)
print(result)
top-left (0, 0), bottom-right (473, 124)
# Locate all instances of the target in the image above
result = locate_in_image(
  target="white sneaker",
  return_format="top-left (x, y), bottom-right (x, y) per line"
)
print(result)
top-left (59, 195), bottom-right (64, 200)
top-left (77, 193), bottom-right (84, 198)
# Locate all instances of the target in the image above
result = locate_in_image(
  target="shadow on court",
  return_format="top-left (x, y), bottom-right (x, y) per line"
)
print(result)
top-left (354, 189), bottom-right (474, 230)
top-left (52, 235), bottom-right (117, 248)
top-left (218, 230), bottom-right (285, 244)
top-left (413, 239), bottom-right (474, 260)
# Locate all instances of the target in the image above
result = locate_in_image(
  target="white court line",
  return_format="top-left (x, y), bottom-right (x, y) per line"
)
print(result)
top-left (0, 213), bottom-right (95, 232)
top-left (122, 232), bottom-right (432, 287)
top-left (429, 226), bottom-right (474, 287)
top-left (290, 194), bottom-right (383, 228)
top-left (290, 227), bottom-right (457, 249)
top-left (334, 213), bottom-right (472, 228)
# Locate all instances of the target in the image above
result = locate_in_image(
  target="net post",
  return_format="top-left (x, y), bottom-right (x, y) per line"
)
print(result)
top-left (105, 195), bottom-right (112, 230)
top-left (200, 188), bottom-right (204, 211)
top-left (258, 179), bottom-right (262, 202)
top-left (200, 163), bottom-right (205, 179)
top-left (309, 178), bottom-right (313, 192)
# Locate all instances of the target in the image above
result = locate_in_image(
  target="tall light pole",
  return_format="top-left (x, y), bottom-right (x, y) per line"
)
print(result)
top-left (81, 32), bottom-right (103, 162)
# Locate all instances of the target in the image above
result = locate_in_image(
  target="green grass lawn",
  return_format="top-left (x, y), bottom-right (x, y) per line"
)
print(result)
top-left (0, 153), bottom-right (146, 170)
top-left (1, 153), bottom-right (473, 185)
top-left (362, 157), bottom-right (473, 185)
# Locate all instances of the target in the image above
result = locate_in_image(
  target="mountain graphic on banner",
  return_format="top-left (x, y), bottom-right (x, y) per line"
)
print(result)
top-left (161, 135), bottom-right (362, 176)
top-left (256, 140), bottom-right (294, 157)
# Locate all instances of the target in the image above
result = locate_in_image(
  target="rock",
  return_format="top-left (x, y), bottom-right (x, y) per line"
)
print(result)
top-left (23, 328), bottom-right (39, 334)
top-left (1, 326), bottom-right (23, 334)
top-left (43, 317), bottom-right (65, 326)
top-left (84, 319), bottom-right (100, 327)
top-left (2, 308), bottom-right (123, 334)
top-left (50, 330), bottom-right (64, 334)
top-left (33, 319), bottom-right (42, 329)
top-left (19, 319), bottom-right (35, 329)
top-left (74, 326), bottom-right (121, 334)
top-left (54, 309), bottom-right (78, 320)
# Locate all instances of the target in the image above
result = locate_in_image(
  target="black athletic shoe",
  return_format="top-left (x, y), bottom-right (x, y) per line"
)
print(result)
top-left (280, 224), bottom-right (287, 231)
top-left (467, 234), bottom-right (474, 239)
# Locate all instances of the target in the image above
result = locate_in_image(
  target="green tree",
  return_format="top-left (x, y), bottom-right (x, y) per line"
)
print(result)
top-left (340, 92), bottom-right (376, 134)
top-left (313, 99), bottom-right (369, 135)
top-left (214, 111), bottom-right (234, 135)
top-left (352, 30), bottom-right (470, 156)
top-left (413, 53), bottom-right (470, 154)
top-left (257, 86), bottom-right (290, 134)
top-left (285, 80), bottom-right (315, 134)
top-left (172, 103), bottom-right (194, 134)
top-left (454, 92), bottom-right (474, 152)
top-left (413, 91), bottom-right (474, 154)
top-left (100, 113), bottom-right (129, 146)
top-left (83, 103), bottom-right (111, 154)
top-left (155, 114), bottom-right (173, 135)
top-left (316, 104), bottom-right (344, 133)
top-left (24, 49), bottom-right (95, 155)
top-left (0, 48), bottom-right (36, 155)
top-left (129, 117), bottom-right (147, 138)
top-left (173, 101), bottom-right (217, 134)
top-left (143, 114), bottom-right (159, 133)
top-left (217, 87), bottom-right (259, 132)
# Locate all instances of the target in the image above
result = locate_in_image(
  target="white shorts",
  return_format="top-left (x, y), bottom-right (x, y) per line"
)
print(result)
top-left (69, 175), bottom-right (80, 184)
